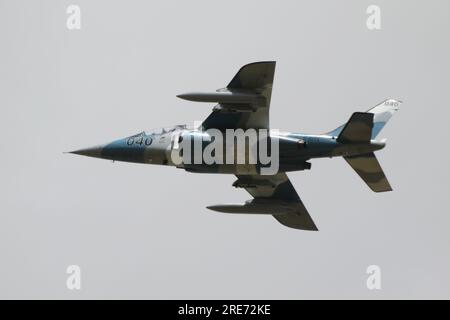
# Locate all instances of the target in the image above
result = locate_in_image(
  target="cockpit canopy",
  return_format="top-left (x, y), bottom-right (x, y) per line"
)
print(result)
top-left (148, 124), bottom-right (189, 135)
top-left (129, 124), bottom-right (193, 138)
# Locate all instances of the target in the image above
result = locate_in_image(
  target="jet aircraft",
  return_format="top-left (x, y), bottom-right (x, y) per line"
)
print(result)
top-left (69, 61), bottom-right (400, 230)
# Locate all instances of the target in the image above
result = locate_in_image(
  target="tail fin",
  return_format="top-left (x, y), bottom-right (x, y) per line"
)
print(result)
top-left (367, 99), bottom-right (401, 138)
top-left (327, 99), bottom-right (401, 139)
top-left (344, 152), bottom-right (392, 192)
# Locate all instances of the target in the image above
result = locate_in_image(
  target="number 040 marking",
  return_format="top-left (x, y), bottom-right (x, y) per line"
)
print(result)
top-left (127, 136), bottom-right (152, 146)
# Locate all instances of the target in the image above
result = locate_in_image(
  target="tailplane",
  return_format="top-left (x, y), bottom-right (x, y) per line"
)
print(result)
top-left (327, 99), bottom-right (401, 192)
top-left (337, 112), bottom-right (374, 142)
top-left (344, 152), bottom-right (392, 192)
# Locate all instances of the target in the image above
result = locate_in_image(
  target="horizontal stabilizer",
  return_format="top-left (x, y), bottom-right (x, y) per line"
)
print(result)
top-left (337, 112), bottom-right (374, 142)
top-left (344, 152), bottom-right (392, 192)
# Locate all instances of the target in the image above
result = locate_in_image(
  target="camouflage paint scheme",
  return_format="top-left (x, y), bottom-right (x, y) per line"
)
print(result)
top-left (70, 62), bottom-right (401, 231)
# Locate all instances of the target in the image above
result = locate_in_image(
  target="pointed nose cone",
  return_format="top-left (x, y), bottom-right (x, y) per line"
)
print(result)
top-left (69, 144), bottom-right (104, 159)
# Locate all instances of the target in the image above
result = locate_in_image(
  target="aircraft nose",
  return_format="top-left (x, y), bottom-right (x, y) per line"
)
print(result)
top-left (69, 145), bottom-right (104, 158)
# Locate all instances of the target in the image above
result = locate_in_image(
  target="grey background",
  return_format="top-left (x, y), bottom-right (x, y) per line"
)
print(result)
top-left (1, 0), bottom-right (449, 299)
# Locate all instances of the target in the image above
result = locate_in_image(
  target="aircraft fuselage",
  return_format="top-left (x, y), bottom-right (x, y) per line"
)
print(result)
top-left (71, 127), bottom-right (385, 175)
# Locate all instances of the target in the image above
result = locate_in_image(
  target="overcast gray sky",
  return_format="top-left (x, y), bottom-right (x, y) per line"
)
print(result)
top-left (1, 0), bottom-right (449, 299)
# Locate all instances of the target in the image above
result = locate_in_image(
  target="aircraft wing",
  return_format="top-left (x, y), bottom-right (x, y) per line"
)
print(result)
top-left (208, 173), bottom-right (318, 231)
top-left (178, 61), bottom-right (276, 130)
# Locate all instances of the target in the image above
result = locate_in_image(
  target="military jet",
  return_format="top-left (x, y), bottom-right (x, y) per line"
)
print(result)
top-left (69, 61), bottom-right (400, 231)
